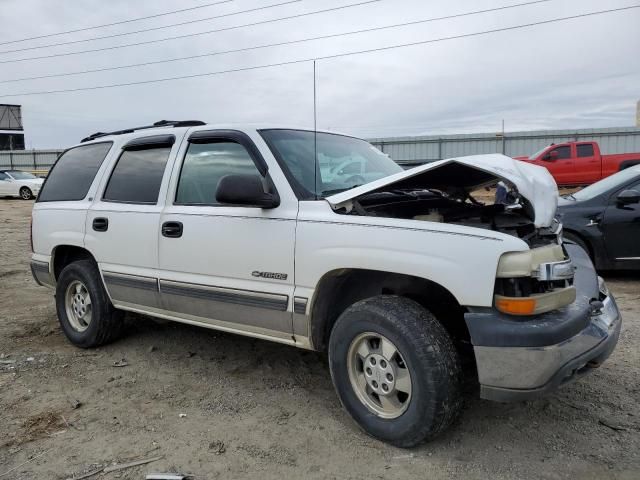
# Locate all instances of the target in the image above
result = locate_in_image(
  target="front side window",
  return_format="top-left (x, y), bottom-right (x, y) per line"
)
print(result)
top-left (260, 129), bottom-right (402, 198)
top-left (38, 142), bottom-right (112, 202)
top-left (175, 141), bottom-right (262, 205)
top-left (103, 147), bottom-right (171, 204)
top-left (550, 146), bottom-right (571, 159)
top-left (0, 172), bottom-right (9, 181)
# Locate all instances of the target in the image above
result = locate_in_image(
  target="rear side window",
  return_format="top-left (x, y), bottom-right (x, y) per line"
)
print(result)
top-left (175, 142), bottom-right (261, 205)
top-left (103, 147), bottom-right (171, 204)
top-left (577, 144), bottom-right (594, 157)
top-left (37, 142), bottom-right (112, 202)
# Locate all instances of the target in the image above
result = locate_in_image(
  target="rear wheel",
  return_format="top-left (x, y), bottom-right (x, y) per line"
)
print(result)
top-left (55, 260), bottom-right (124, 348)
top-left (19, 187), bottom-right (32, 200)
top-left (328, 295), bottom-right (463, 447)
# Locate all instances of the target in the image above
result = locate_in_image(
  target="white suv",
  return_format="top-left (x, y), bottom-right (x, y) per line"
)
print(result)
top-left (31, 120), bottom-right (621, 446)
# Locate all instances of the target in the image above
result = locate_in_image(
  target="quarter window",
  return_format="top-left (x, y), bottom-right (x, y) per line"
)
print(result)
top-left (37, 142), bottom-right (112, 202)
top-left (175, 141), bottom-right (262, 205)
top-left (103, 147), bottom-right (171, 204)
top-left (577, 144), bottom-right (594, 157)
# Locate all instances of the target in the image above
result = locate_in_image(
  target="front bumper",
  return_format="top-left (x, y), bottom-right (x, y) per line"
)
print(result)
top-left (465, 243), bottom-right (621, 402)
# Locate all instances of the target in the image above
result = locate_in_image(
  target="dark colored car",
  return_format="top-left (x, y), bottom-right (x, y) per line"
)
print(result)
top-left (557, 165), bottom-right (640, 270)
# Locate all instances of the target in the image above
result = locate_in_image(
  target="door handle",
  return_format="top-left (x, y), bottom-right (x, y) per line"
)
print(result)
top-left (92, 217), bottom-right (109, 232)
top-left (162, 221), bottom-right (183, 238)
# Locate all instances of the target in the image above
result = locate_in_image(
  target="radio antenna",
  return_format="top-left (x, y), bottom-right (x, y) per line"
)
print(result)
top-left (313, 60), bottom-right (318, 200)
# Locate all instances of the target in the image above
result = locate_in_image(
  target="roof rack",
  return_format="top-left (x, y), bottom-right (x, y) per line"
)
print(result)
top-left (80, 119), bottom-right (206, 143)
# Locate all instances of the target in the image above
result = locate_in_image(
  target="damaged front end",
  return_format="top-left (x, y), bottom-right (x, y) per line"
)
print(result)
top-left (326, 154), bottom-right (576, 315)
top-left (326, 154), bottom-right (561, 246)
top-left (324, 153), bottom-right (620, 402)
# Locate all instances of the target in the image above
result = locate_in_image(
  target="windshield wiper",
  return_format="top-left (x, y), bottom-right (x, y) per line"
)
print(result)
top-left (320, 185), bottom-right (363, 197)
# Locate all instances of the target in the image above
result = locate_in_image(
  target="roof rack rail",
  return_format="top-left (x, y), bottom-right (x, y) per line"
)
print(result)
top-left (81, 119), bottom-right (206, 143)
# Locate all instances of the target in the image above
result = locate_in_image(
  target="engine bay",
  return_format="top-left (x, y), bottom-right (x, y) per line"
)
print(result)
top-left (335, 187), bottom-right (559, 247)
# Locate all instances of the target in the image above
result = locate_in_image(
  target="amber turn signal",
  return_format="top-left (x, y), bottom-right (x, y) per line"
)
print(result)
top-left (495, 297), bottom-right (537, 315)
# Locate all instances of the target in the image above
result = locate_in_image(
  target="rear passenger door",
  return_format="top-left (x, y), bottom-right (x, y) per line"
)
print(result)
top-left (85, 134), bottom-right (180, 311)
top-left (574, 143), bottom-right (599, 184)
top-left (157, 130), bottom-right (297, 340)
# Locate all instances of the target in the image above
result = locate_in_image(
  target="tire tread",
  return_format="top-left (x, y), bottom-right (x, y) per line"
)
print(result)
top-left (56, 260), bottom-right (123, 348)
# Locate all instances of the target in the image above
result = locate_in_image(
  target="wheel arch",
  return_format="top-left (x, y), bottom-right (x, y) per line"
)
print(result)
top-left (618, 159), bottom-right (640, 171)
top-left (562, 229), bottom-right (594, 260)
top-left (51, 245), bottom-right (98, 281)
top-left (309, 268), bottom-right (469, 352)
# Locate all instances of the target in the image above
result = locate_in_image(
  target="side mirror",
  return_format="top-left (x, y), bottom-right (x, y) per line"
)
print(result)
top-left (216, 174), bottom-right (280, 209)
top-left (544, 151), bottom-right (559, 161)
top-left (616, 189), bottom-right (640, 205)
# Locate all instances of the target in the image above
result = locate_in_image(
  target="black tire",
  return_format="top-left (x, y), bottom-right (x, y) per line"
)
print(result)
top-left (328, 295), bottom-right (462, 447)
top-left (19, 186), bottom-right (32, 200)
top-left (55, 260), bottom-right (124, 348)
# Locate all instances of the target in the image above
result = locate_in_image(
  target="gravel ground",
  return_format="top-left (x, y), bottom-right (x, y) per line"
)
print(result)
top-left (1, 199), bottom-right (639, 480)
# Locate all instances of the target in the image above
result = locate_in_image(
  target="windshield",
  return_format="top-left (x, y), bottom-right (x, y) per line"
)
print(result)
top-left (260, 129), bottom-right (403, 198)
top-left (7, 170), bottom-right (37, 180)
top-left (528, 145), bottom-right (550, 160)
top-left (572, 166), bottom-right (640, 201)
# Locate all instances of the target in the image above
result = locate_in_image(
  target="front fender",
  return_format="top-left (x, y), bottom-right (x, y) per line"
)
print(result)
top-left (296, 204), bottom-right (528, 307)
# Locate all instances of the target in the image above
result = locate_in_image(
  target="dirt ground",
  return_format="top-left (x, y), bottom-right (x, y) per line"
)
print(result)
top-left (1, 199), bottom-right (639, 480)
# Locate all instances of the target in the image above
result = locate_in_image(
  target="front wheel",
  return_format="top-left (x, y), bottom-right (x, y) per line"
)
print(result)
top-left (328, 295), bottom-right (462, 447)
top-left (19, 187), bottom-right (33, 200)
top-left (55, 260), bottom-right (124, 348)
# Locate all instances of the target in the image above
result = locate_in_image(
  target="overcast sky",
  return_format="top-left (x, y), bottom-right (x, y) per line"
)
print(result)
top-left (0, 0), bottom-right (638, 148)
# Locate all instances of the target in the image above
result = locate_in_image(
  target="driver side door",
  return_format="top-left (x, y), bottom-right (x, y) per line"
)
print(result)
top-left (157, 130), bottom-right (297, 341)
top-left (545, 145), bottom-right (574, 185)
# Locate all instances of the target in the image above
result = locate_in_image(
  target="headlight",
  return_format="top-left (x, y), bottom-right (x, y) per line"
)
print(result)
top-left (496, 245), bottom-right (566, 278)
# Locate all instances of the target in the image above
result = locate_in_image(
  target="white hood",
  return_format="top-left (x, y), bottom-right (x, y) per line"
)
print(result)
top-left (326, 154), bottom-right (558, 228)
top-left (24, 178), bottom-right (44, 186)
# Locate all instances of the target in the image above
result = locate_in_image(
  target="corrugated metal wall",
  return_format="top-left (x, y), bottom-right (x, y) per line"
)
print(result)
top-left (369, 127), bottom-right (640, 166)
top-left (2, 127), bottom-right (640, 172)
top-left (0, 149), bottom-right (63, 171)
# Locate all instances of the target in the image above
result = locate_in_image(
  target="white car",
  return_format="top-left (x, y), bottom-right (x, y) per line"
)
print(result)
top-left (30, 121), bottom-right (620, 447)
top-left (0, 169), bottom-right (44, 199)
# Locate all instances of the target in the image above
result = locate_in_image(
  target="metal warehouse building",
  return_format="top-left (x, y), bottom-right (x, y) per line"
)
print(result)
top-left (2, 126), bottom-right (640, 172)
top-left (369, 126), bottom-right (640, 166)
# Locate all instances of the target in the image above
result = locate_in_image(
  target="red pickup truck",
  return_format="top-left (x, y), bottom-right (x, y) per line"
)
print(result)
top-left (513, 141), bottom-right (640, 186)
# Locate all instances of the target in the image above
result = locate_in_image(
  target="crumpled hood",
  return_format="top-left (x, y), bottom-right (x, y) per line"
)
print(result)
top-left (326, 154), bottom-right (559, 228)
